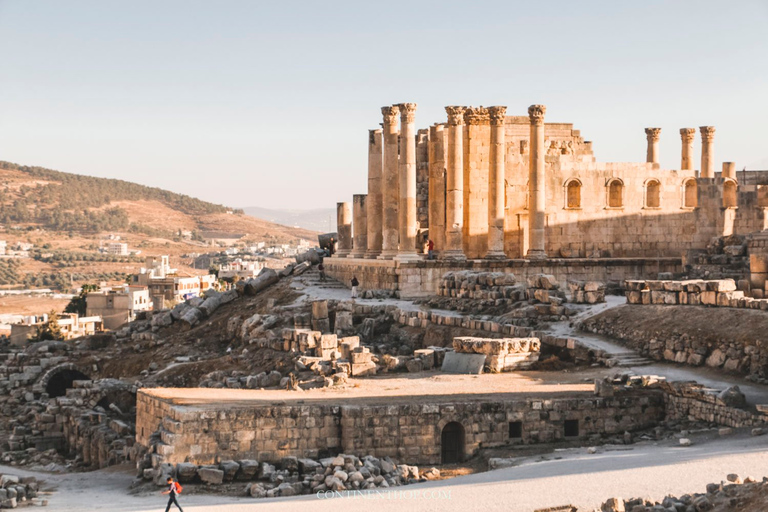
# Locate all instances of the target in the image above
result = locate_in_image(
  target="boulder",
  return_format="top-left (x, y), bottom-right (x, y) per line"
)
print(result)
top-left (237, 460), bottom-right (261, 481)
top-left (220, 460), bottom-right (240, 482)
top-left (600, 498), bottom-right (625, 512)
top-left (247, 482), bottom-right (267, 498)
top-left (718, 386), bottom-right (747, 408)
top-left (197, 467), bottom-right (224, 485)
top-left (176, 462), bottom-right (198, 483)
top-left (179, 307), bottom-right (202, 329)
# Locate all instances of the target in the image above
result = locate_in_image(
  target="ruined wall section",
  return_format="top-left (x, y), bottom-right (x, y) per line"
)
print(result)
top-left (137, 391), bottom-right (664, 466)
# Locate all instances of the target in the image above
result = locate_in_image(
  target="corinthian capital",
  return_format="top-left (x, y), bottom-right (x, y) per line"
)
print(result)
top-left (699, 126), bottom-right (716, 141)
top-left (445, 106), bottom-right (466, 126)
top-left (464, 106), bottom-right (490, 126)
top-left (528, 104), bottom-right (546, 125)
top-left (397, 103), bottom-right (417, 123)
top-left (381, 105), bottom-right (400, 125)
top-left (488, 106), bottom-right (507, 126)
top-left (680, 128), bottom-right (695, 142)
top-left (645, 127), bottom-right (661, 141)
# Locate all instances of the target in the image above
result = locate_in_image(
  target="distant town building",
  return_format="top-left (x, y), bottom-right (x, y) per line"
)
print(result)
top-left (107, 242), bottom-right (129, 256)
top-left (131, 256), bottom-right (216, 308)
top-left (86, 285), bottom-right (152, 330)
top-left (218, 259), bottom-right (264, 280)
top-left (200, 231), bottom-right (245, 247)
top-left (10, 313), bottom-right (102, 347)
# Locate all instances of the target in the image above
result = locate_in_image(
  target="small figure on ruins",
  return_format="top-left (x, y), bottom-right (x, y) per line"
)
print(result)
top-left (318, 262), bottom-right (326, 282)
top-left (427, 238), bottom-right (435, 260)
top-left (351, 276), bottom-right (359, 298)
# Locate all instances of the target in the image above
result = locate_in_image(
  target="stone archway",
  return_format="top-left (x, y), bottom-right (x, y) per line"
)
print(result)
top-left (441, 421), bottom-right (465, 464)
top-left (39, 363), bottom-right (91, 398)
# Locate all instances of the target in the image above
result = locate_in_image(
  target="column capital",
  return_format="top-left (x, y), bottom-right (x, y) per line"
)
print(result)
top-left (381, 105), bottom-right (400, 125)
top-left (528, 104), bottom-right (547, 125)
top-left (445, 106), bottom-right (466, 126)
top-left (488, 106), bottom-right (507, 126)
top-left (645, 127), bottom-right (661, 141)
top-left (464, 106), bottom-right (490, 126)
top-left (397, 103), bottom-right (417, 123)
top-left (699, 126), bottom-right (716, 141)
top-left (680, 127), bottom-right (696, 142)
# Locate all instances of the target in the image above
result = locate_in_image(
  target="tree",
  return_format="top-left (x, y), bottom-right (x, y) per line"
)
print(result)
top-left (35, 310), bottom-right (65, 341)
top-left (64, 283), bottom-right (100, 316)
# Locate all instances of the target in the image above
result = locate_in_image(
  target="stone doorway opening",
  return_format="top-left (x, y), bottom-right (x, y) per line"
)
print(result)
top-left (441, 421), bottom-right (465, 464)
top-left (45, 368), bottom-right (90, 398)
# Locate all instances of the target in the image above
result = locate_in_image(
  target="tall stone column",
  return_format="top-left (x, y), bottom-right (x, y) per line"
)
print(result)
top-left (700, 126), bottom-right (716, 178)
top-left (428, 123), bottom-right (446, 254)
top-left (336, 202), bottom-right (352, 257)
top-left (348, 194), bottom-right (367, 258)
top-left (366, 129), bottom-right (383, 258)
top-left (442, 106), bottom-right (466, 260)
top-left (680, 128), bottom-right (695, 170)
top-left (645, 127), bottom-right (661, 164)
top-left (527, 104), bottom-right (547, 260)
top-left (722, 162), bottom-right (736, 180)
top-left (486, 106), bottom-right (507, 259)
top-left (378, 106), bottom-right (400, 259)
top-left (395, 102), bottom-right (420, 261)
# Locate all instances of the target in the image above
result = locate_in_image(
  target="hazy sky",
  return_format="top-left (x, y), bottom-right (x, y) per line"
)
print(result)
top-left (1, 1), bottom-right (767, 210)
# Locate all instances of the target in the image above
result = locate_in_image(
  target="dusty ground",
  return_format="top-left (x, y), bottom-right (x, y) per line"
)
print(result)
top-left (10, 431), bottom-right (768, 512)
top-left (0, 294), bottom-right (70, 316)
top-left (143, 369), bottom-right (598, 407)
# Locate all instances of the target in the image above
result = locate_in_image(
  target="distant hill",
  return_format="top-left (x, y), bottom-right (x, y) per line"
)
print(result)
top-left (0, 161), bottom-right (317, 242)
top-left (243, 206), bottom-right (335, 233)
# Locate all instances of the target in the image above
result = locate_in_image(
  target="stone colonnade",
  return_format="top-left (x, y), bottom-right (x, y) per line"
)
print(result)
top-left (335, 105), bottom-right (724, 262)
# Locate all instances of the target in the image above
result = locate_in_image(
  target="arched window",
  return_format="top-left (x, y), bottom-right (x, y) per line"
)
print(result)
top-left (645, 179), bottom-right (661, 208)
top-left (683, 179), bottom-right (697, 208)
top-left (723, 180), bottom-right (737, 208)
top-left (607, 179), bottom-right (623, 208)
top-left (565, 179), bottom-right (581, 209)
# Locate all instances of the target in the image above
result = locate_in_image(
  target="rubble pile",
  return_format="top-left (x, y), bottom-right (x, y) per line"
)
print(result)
top-left (140, 453), bottom-right (439, 498)
top-left (685, 234), bottom-right (749, 283)
top-left (0, 474), bottom-right (47, 508)
top-left (597, 474), bottom-right (768, 512)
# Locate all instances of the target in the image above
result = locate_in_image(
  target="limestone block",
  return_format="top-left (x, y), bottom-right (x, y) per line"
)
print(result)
top-left (441, 352), bottom-right (486, 374)
top-left (237, 460), bottom-right (260, 481)
top-left (198, 467), bottom-right (224, 485)
top-left (706, 279), bottom-right (737, 292)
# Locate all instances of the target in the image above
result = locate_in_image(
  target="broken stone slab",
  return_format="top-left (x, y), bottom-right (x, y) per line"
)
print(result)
top-left (441, 352), bottom-right (486, 374)
top-left (237, 460), bottom-right (260, 481)
top-left (197, 467), bottom-right (224, 485)
top-left (176, 462), bottom-right (198, 483)
top-left (220, 289), bottom-right (238, 304)
top-left (220, 460), bottom-right (240, 482)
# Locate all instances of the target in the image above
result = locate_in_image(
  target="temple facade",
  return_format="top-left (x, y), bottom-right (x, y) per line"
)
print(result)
top-left (326, 103), bottom-right (768, 296)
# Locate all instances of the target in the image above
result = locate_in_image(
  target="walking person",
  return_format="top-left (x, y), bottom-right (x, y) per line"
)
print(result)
top-left (162, 476), bottom-right (184, 512)
top-left (427, 238), bottom-right (435, 260)
top-left (351, 276), bottom-right (359, 298)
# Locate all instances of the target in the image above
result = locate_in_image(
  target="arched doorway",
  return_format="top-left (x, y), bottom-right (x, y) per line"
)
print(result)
top-left (441, 422), bottom-right (465, 464)
top-left (45, 368), bottom-right (90, 398)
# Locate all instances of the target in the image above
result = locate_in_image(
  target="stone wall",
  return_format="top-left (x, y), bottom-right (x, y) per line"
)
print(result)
top-left (662, 382), bottom-right (768, 428)
top-left (625, 278), bottom-right (768, 311)
top-left (137, 389), bottom-right (665, 466)
top-left (325, 257), bottom-right (681, 299)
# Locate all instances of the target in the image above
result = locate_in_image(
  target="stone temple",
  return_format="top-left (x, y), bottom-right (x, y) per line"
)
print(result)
top-left (326, 103), bottom-right (765, 297)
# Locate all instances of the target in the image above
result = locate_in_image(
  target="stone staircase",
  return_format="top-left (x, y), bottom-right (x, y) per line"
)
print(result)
top-left (607, 350), bottom-right (653, 367)
top-left (298, 269), bottom-right (347, 290)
